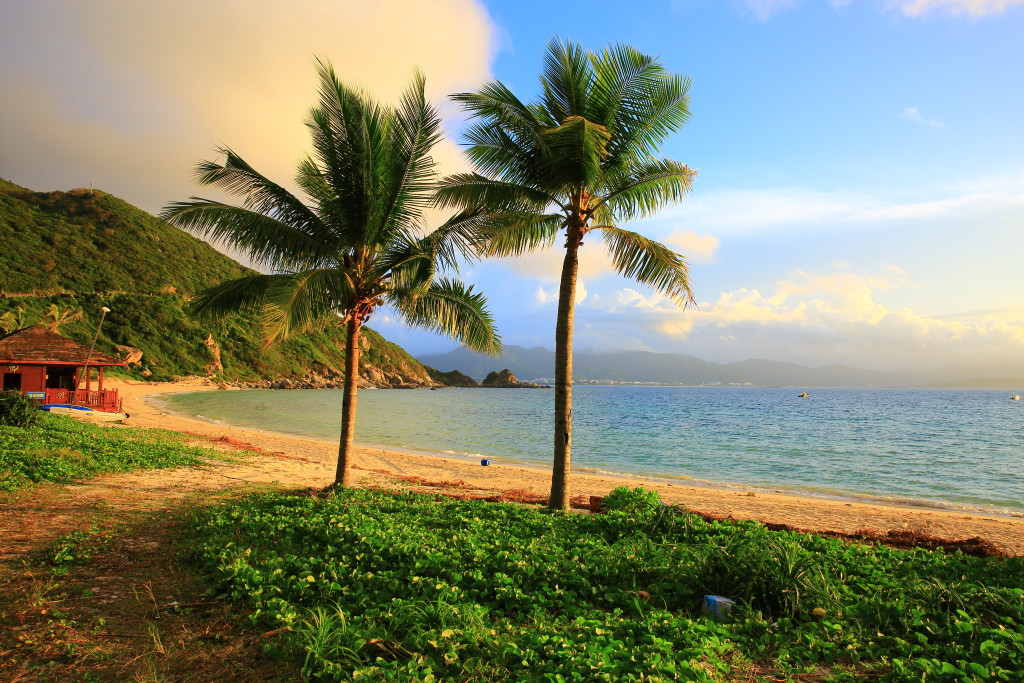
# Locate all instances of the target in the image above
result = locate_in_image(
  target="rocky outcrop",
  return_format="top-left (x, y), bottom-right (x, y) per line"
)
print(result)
top-left (480, 369), bottom-right (547, 388)
top-left (203, 334), bottom-right (223, 376)
top-left (424, 366), bottom-right (479, 387)
top-left (224, 362), bottom-right (440, 390)
top-left (115, 344), bottom-right (144, 366)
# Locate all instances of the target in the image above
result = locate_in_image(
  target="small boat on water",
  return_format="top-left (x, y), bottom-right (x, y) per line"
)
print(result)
top-left (797, 392), bottom-right (810, 398)
top-left (1012, 394), bottom-right (1022, 401)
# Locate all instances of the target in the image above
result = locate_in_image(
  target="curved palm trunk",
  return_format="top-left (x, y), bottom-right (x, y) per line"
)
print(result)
top-left (550, 229), bottom-right (582, 509)
top-left (335, 316), bottom-right (361, 487)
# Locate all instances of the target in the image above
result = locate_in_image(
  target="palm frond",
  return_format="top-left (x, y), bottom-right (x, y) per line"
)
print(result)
top-left (378, 70), bottom-right (443, 240)
top-left (589, 42), bottom-right (652, 131)
top-left (161, 200), bottom-right (330, 271)
top-left (177, 148), bottom-right (321, 230)
top-left (418, 208), bottom-right (492, 273)
top-left (598, 226), bottom-right (696, 306)
top-left (434, 173), bottom-right (556, 214)
top-left (539, 38), bottom-right (594, 122)
top-left (188, 274), bottom-right (278, 320)
top-left (461, 120), bottom-right (544, 188)
top-left (475, 212), bottom-right (563, 258)
top-left (261, 269), bottom-right (356, 345)
top-left (604, 63), bottom-right (692, 168)
top-left (452, 80), bottom-right (548, 131)
top-left (537, 115), bottom-right (611, 189)
top-left (389, 279), bottom-right (501, 356)
top-left (597, 158), bottom-right (697, 221)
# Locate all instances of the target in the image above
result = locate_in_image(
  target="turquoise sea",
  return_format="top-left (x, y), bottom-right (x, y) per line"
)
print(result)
top-left (163, 387), bottom-right (1024, 515)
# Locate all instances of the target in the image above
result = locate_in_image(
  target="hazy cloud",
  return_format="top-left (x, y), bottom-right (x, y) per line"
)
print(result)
top-left (649, 173), bottom-right (1024, 236)
top-left (0, 0), bottom-right (494, 214)
top-left (895, 0), bottom-right (1024, 15)
top-left (902, 107), bottom-right (944, 127)
top-left (742, 0), bottom-right (802, 20)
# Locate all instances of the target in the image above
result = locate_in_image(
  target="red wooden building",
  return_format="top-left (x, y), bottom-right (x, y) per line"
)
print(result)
top-left (0, 325), bottom-right (125, 412)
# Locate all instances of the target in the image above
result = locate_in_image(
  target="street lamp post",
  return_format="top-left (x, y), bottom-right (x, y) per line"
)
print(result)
top-left (77, 306), bottom-right (111, 403)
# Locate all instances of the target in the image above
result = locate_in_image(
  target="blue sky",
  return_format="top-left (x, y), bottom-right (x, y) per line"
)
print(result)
top-left (2, 0), bottom-right (1022, 370)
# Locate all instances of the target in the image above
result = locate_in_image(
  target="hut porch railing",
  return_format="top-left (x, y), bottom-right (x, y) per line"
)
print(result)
top-left (29, 388), bottom-right (123, 413)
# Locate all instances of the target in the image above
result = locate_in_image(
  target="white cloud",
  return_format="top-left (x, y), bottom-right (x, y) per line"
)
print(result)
top-left (895, 0), bottom-right (1024, 16)
top-left (536, 287), bottom-right (556, 305)
top-left (533, 281), bottom-right (588, 306)
top-left (650, 171), bottom-right (1024, 236)
top-left (665, 230), bottom-right (721, 263)
top-left (575, 266), bottom-right (1024, 370)
top-left (576, 280), bottom-right (589, 305)
top-left (902, 107), bottom-right (944, 128)
top-left (0, 0), bottom-right (494, 214)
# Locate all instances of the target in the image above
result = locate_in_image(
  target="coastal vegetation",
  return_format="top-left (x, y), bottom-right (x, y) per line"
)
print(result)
top-left (436, 39), bottom-right (697, 508)
top-left (0, 390), bottom-right (41, 429)
top-left (2, 417), bottom-right (1020, 681)
top-left (162, 60), bottom-right (500, 487)
top-left (0, 412), bottom-right (229, 491)
top-left (0, 178), bottom-right (439, 385)
top-left (187, 487), bottom-right (1024, 681)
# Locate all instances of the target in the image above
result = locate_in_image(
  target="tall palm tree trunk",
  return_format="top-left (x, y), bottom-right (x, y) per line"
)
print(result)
top-left (336, 316), bottom-right (362, 487)
top-left (550, 228), bottom-right (582, 509)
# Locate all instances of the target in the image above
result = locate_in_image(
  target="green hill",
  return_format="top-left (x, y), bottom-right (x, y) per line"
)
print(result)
top-left (0, 178), bottom-right (434, 386)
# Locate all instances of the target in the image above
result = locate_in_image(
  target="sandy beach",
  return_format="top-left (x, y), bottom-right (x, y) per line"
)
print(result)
top-left (110, 378), bottom-right (1024, 556)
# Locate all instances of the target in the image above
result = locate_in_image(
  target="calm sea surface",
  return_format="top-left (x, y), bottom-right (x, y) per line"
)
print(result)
top-left (163, 387), bottom-right (1024, 514)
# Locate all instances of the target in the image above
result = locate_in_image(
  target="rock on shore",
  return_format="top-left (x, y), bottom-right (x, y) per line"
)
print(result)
top-left (480, 369), bottom-right (548, 388)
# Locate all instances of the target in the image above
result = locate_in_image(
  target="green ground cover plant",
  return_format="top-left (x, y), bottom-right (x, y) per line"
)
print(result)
top-left (0, 413), bottom-right (229, 491)
top-left (39, 525), bottom-right (118, 576)
top-left (187, 488), bottom-right (1024, 681)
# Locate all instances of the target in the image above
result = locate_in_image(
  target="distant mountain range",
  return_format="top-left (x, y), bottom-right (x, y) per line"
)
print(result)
top-left (418, 345), bottom-right (1024, 389)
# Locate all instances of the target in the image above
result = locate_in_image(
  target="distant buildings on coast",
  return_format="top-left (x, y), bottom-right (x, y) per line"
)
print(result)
top-left (528, 378), bottom-right (756, 387)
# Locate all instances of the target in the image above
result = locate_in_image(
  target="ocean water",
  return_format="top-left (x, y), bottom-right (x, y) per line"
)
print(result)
top-left (163, 387), bottom-right (1024, 514)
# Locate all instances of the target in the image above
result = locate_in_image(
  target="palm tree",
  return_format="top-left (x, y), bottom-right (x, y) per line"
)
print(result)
top-left (0, 305), bottom-right (27, 334)
top-left (436, 38), bottom-right (697, 508)
top-left (163, 60), bottom-right (501, 488)
top-left (46, 305), bottom-right (83, 333)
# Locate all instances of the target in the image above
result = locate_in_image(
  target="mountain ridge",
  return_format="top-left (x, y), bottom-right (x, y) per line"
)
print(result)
top-left (418, 345), bottom-right (1024, 389)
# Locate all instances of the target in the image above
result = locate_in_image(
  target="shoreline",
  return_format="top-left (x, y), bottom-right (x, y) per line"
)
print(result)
top-left (112, 378), bottom-right (1024, 555)
top-left (153, 386), bottom-right (1024, 521)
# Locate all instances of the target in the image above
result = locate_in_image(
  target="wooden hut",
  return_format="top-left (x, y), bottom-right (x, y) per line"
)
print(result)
top-left (0, 325), bottom-right (125, 412)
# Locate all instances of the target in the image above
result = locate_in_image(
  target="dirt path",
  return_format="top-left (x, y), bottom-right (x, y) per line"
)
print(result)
top-left (0, 463), bottom-right (299, 680)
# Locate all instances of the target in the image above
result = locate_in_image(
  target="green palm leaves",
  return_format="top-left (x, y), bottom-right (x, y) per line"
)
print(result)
top-left (439, 37), bottom-right (698, 508)
top-left (163, 59), bottom-right (500, 486)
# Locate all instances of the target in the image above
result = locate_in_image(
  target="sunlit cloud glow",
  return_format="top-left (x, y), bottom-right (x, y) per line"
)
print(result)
top-left (577, 267), bottom-right (1024, 370)
top-left (665, 230), bottom-right (721, 263)
top-left (0, 0), bottom-right (494, 214)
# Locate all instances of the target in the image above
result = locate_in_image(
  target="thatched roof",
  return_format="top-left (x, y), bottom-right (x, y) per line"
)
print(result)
top-left (0, 325), bottom-right (124, 366)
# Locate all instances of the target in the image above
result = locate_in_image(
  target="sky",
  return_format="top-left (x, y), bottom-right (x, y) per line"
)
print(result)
top-left (2, 0), bottom-right (1023, 372)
